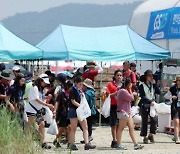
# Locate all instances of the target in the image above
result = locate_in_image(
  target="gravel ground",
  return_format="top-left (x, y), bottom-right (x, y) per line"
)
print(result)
top-left (43, 126), bottom-right (180, 154)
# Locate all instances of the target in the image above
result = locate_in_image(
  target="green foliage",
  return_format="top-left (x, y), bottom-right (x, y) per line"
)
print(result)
top-left (0, 109), bottom-right (39, 154)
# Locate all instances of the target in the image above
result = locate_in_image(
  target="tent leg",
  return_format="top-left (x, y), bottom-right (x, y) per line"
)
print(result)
top-left (56, 61), bottom-right (58, 75)
top-left (41, 60), bottom-right (44, 74)
top-left (99, 61), bottom-right (103, 127)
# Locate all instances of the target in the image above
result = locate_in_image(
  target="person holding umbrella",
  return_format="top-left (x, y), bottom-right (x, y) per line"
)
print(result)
top-left (138, 70), bottom-right (160, 144)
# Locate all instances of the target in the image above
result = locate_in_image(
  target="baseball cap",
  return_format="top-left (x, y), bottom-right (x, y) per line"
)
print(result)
top-left (39, 74), bottom-right (50, 84)
top-left (12, 66), bottom-right (20, 71)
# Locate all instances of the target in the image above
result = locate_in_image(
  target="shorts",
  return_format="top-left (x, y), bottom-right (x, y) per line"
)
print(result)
top-left (171, 108), bottom-right (180, 120)
top-left (117, 111), bottom-right (131, 120)
top-left (109, 105), bottom-right (118, 126)
top-left (56, 113), bottom-right (70, 127)
top-left (68, 108), bottom-right (77, 119)
top-left (26, 112), bottom-right (36, 117)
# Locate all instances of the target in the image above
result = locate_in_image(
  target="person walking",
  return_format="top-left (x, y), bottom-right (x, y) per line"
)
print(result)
top-left (82, 78), bottom-right (96, 143)
top-left (68, 77), bottom-right (96, 151)
top-left (138, 70), bottom-right (160, 144)
top-left (164, 75), bottom-right (180, 144)
top-left (116, 78), bottom-right (143, 150)
top-left (53, 80), bottom-right (73, 148)
top-left (106, 70), bottom-right (123, 148)
top-left (25, 74), bottom-right (52, 149)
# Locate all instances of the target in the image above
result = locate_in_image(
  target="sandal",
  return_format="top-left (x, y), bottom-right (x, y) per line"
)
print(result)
top-left (116, 145), bottom-right (128, 150)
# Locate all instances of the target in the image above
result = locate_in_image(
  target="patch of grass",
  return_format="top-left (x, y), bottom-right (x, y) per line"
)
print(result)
top-left (0, 109), bottom-right (40, 154)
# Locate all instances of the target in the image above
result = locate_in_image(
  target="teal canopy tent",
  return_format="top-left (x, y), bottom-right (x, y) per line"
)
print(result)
top-left (0, 23), bottom-right (43, 61)
top-left (37, 25), bottom-right (171, 61)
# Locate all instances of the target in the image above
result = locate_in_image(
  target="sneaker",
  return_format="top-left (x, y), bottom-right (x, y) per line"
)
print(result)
top-left (176, 138), bottom-right (180, 144)
top-left (172, 137), bottom-right (178, 142)
top-left (148, 134), bottom-right (155, 143)
top-left (116, 145), bottom-right (128, 150)
top-left (89, 136), bottom-right (93, 142)
top-left (111, 140), bottom-right (117, 148)
top-left (80, 136), bottom-right (94, 144)
top-left (42, 142), bottom-right (51, 149)
top-left (134, 144), bottom-right (144, 150)
top-left (53, 139), bottom-right (61, 148)
top-left (143, 137), bottom-right (148, 144)
top-left (84, 143), bottom-right (96, 150)
top-left (68, 143), bottom-right (78, 151)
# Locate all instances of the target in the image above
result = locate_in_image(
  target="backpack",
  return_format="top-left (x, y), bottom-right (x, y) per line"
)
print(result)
top-left (85, 89), bottom-right (96, 115)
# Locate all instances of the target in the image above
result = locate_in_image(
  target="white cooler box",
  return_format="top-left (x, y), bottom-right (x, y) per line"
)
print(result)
top-left (158, 113), bottom-right (171, 132)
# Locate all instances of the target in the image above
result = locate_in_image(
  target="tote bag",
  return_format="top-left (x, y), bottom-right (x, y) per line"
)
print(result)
top-left (76, 93), bottom-right (91, 121)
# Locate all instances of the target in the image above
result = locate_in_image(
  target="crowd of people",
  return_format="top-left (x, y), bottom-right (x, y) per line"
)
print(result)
top-left (0, 60), bottom-right (180, 151)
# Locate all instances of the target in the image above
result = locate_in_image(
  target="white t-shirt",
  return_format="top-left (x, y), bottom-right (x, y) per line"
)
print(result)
top-left (25, 86), bottom-right (44, 114)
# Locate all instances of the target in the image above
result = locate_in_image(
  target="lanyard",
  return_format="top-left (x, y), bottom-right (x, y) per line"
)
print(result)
top-left (145, 83), bottom-right (153, 93)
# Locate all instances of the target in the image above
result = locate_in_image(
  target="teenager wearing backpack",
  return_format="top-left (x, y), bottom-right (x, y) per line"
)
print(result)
top-left (81, 78), bottom-right (96, 143)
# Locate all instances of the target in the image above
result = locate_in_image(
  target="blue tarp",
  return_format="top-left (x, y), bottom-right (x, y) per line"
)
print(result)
top-left (0, 23), bottom-right (43, 61)
top-left (37, 25), bottom-right (171, 61)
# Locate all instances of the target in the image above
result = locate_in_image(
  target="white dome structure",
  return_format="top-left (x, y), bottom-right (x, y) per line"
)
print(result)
top-left (130, 0), bottom-right (180, 58)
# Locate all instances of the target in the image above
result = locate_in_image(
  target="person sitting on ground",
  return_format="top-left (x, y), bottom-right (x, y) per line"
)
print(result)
top-left (116, 78), bottom-right (143, 150)
top-left (82, 61), bottom-right (103, 82)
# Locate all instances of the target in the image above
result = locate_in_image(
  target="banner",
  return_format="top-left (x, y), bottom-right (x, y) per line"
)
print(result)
top-left (147, 7), bottom-right (180, 40)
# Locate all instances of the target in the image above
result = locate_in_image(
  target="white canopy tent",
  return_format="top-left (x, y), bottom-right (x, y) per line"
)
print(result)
top-left (130, 0), bottom-right (180, 58)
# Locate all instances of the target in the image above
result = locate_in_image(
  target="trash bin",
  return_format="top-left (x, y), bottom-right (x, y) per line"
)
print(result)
top-left (158, 113), bottom-right (171, 132)
top-left (156, 103), bottom-right (171, 132)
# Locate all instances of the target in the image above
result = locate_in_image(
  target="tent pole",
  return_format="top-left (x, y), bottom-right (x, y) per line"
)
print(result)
top-left (56, 61), bottom-right (58, 75)
top-left (99, 61), bottom-right (103, 127)
top-left (41, 60), bottom-right (44, 74)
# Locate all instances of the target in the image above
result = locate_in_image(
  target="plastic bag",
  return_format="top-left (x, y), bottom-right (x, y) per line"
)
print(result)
top-left (44, 106), bottom-right (53, 124)
top-left (155, 103), bottom-right (171, 114)
top-left (76, 93), bottom-right (91, 121)
top-left (101, 95), bottom-right (111, 118)
top-left (150, 106), bottom-right (156, 117)
top-left (47, 119), bottom-right (58, 135)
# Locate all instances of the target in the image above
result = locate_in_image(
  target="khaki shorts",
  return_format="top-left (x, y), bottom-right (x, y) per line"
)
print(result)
top-left (117, 111), bottom-right (131, 120)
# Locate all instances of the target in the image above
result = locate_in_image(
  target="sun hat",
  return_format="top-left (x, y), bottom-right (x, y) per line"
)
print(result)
top-left (12, 66), bottom-right (20, 71)
top-left (83, 78), bottom-right (94, 90)
top-left (39, 74), bottom-right (50, 84)
top-left (0, 70), bottom-right (13, 80)
top-left (140, 70), bottom-right (156, 82)
top-left (173, 75), bottom-right (180, 83)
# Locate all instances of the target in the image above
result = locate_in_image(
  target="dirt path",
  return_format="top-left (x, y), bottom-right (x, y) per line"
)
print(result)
top-left (43, 126), bottom-right (180, 154)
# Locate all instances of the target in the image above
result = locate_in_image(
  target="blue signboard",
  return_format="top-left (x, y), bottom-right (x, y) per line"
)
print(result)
top-left (168, 8), bottom-right (180, 39)
top-left (147, 7), bottom-right (180, 40)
